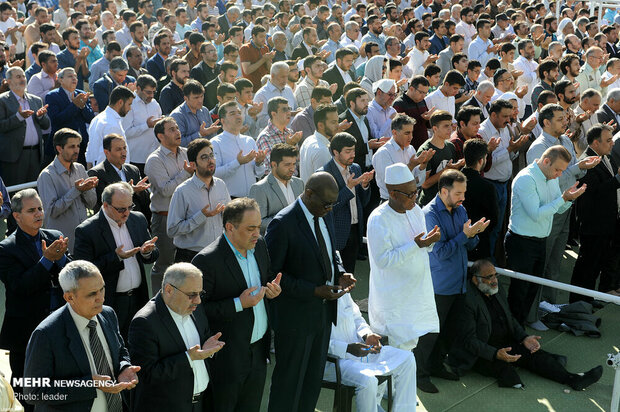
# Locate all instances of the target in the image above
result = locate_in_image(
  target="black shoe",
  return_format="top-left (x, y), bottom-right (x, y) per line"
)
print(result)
top-left (569, 366), bottom-right (603, 391)
top-left (417, 379), bottom-right (439, 393)
top-left (430, 367), bottom-right (460, 381)
top-left (356, 254), bottom-right (368, 261)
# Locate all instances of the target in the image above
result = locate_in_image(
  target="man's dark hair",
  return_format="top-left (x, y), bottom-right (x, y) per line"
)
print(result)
top-left (586, 124), bottom-right (614, 145)
top-left (489, 99), bottom-right (513, 114)
top-left (424, 64), bottom-right (441, 77)
top-left (183, 79), bottom-right (205, 97)
top-left (467, 60), bottom-right (482, 71)
top-left (391, 113), bottom-right (416, 131)
top-left (222, 197), bottom-right (260, 227)
top-left (267, 96), bottom-right (288, 120)
top-left (444, 70), bottom-right (465, 86)
top-left (311, 86), bottom-right (332, 102)
top-left (154, 117), bottom-right (176, 140)
top-left (414, 31), bottom-right (430, 43)
top-left (456, 105), bottom-right (483, 127)
top-left (53, 128), bottom-right (82, 150)
top-left (270, 143), bottom-right (298, 165)
top-left (559, 53), bottom-right (579, 75)
top-left (109, 86), bottom-right (134, 106)
top-left (106, 41), bottom-right (122, 53)
top-left (438, 169), bottom-right (467, 191)
top-left (189, 32), bottom-right (205, 46)
top-left (538, 59), bottom-right (558, 79)
top-left (451, 53), bottom-right (467, 69)
top-left (410, 75), bottom-right (430, 89)
top-left (313, 104), bottom-right (338, 129)
top-left (62, 27), bottom-right (78, 42)
top-left (463, 138), bottom-right (488, 168)
top-left (345, 88), bottom-right (368, 108)
top-left (187, 137), bottom-right (213, 163)
top-left (170, 58), bottom-right (189, 75)
top-left (364, 41), bottom-right (379, 54)
top-left (136, 74), bottom-right (157, 90)
top-left (234, 78), bottom-right (253, 93)
top-left (476, 19), bottom-right (490, 31)
top-left (329, 132), bottom-right (357, 155)
top-left (102, 133), bottom-right (124, 151)
top-left (430, 110), bottom-right (453, 127)
top-left (216, 82), bottom-right (236, 98)
top-left (538, 103), bottom-right (565, 128)
top-left (537, 90), bottom-right (556, 107)
top-left (554, 79), bottom-right (572, 99)
top-left (38, 50), bottom-right (56, 65)
top-left (335, 48), bottom-right (356, 61)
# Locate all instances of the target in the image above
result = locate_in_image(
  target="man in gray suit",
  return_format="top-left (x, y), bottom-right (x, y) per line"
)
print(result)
top-left (249, 143), bottom-right (304, 234)
top-left (0, 66), bottom-right (50, 186)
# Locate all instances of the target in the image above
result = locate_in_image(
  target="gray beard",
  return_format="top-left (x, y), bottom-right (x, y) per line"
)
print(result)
top-left (477, 282), bottom-right (499, 296)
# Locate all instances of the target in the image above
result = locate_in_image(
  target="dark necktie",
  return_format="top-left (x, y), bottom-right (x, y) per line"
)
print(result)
top-left (87, 320), bottom-right (123, 412)
top-left (313, 216), bottom-right (332, 283)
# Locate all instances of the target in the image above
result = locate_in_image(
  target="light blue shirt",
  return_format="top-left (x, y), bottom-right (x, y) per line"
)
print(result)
top-left (88, 56), bottom-right (110, 90)
top-left (321, 39), bottom-right (341, 64)
top-left (526, 131), bottom-right (586, 192)
top-left (508, 161), bottom-right (571, 238)
top-left (360, 32), bottom-right (387, 54)
top-left (298, 198), bottom-right (334, 284)
top-left (467, 36), bottom-right (496, 68)
top-left (79, 40), bottom-right (103, 68)
top-left (227, 234), bottom-right (269, 343)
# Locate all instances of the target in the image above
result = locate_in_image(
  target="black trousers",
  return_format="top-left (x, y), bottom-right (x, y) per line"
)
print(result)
top-left (414, 293), bottom-right (464, 381)
top-left (212, 336), bottom-right (268, 412)
top-left (9, 350), bottom-right (33, 412)
top-left (339, 223), bottom-right (359, 273)
top-left (473, 344), bottom-right (571, 387)
top-left (600, 219), bottom-right (620, 292)
top-left (175, 248), bottom-right (198, 263)
top-left (0, 147), bottom-right (40, 187)
top-left (268, 307), bottom-right (331, 412)
top-left (570, 234), bottom-right (613, 302)
top-left (505, 231), bottom-right (546, 326)
top-left (113, 292), bottom-right (143, 340)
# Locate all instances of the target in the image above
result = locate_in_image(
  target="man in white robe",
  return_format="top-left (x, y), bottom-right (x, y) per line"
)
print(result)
top-left (324, 293), bottom-right (417, 412)
top-left (367, 163), bottom-right (441, 351)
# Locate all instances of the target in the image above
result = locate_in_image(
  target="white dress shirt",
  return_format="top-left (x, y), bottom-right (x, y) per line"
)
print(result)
top-left (371, 138), bottom-right (427, 199)
top-left (102, 210), bottom-right (142, 292)
top-left (468, 36), bottom-right (496, 68)
top-left (212, 131), bottom-right (266, 197)
top-left (299, 131), bottom-right (332, 182)
top-left (455, 21), bottom-right (476, 50)
top-left (166, 305), bottom-right (210, 395)
top-left (68, 304), bottom-right (114, 412)
top-left (478, 118), bottom-right (517, 182)
top-left (406, 47), bottom-right (429, 76)
top-left (87, 106), bottom-right (131, 166)
top-left (276, 178), bottom-right (296, 204)
top-left (122, 94), bottom-right (162, 164)
top-left (298, 197), bottom-right (334, 284)
top-left (512, 55), bottom-right (539, 107)
top-left (424, 88), bottom-right (456, 120)
top-left (349, 109), bottom-right (372, 167)
top-left (367, 99), bottom-right (396, 142)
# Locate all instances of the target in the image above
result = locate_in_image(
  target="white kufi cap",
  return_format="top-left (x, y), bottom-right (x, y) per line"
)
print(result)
top-left (385, 163), bottom-right (414, 185)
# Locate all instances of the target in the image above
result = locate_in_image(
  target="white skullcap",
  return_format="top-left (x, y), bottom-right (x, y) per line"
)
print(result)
top-left (385, 163), bottom-right (414, 185)
top-left (499, 92), bottom-right (518, 102)
top-left (373, 78), bottom-right (396, 95)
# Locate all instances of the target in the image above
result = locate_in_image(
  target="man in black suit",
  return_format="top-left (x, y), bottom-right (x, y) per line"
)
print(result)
top-left (87, 134), bottom-right (151, 216)
top-left (218, 7), bottom-right (240, 40)
top-left (319, 133), bottom-right (373, 272)
top-left (340, 88), bottom-right (378, 171)
top-left (461, 139), bottom-right (498, 260)
top-left (291, 27), bottom-right (319, 60)
top-left (595, 89), bottom-right (620, 135)
top-left (604, 26), bottom-right (620, 59)
top-left (73, 181), bottom-right (159, 338)
top-left (463, 81), bottom-right (494, 121)
top-left (571, 124), bottom-right (620, 301)
top-left (322, 48), bottom-right (358, 101)
top-left (448, 260), bottom-right (603, 390)
top-left (24, 260), bottom-right (140, 411)
top-left (265, 172), bottom-right (356, 412)
top-left (0, 189), bottom-right (69, 404)
top-left (129, 262), bottom-right (225, 411)
top-left (192, 198), bottom-right (282, 411)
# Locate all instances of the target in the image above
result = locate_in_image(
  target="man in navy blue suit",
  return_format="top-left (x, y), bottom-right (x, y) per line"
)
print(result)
top-left (46, 67), bottom-right (96, 167)
top-left (319, 133), bottom-right (373, 272)
top-left (429, 18), bottom-right (450, 56)
top-left (24, 260), bottom-right (140, 412)
top-left (265, 172), bottom-right (356, 412)
top-left (146, 32), bottom-right (170, 81)
top-left (92, 57), bottom-right (136, 112)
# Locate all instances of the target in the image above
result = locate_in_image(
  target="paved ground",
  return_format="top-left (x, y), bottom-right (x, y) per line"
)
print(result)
top-left (0, 218), bottom-right (618, 411)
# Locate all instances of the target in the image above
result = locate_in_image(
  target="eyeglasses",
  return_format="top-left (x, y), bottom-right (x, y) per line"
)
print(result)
top-left (393, 189), bottom-right (417, 199)
top-left (199, 153), bottom-right (215, 160)
top-left (110, 203), bottom-right (135, 214)
top-left (170, 283), bottom-right (206, 300)
top-left (474, 273), bottom-right (499, 280)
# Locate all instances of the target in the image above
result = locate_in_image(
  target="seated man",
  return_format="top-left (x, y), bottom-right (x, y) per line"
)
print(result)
top-left (448, 259), bottom-right (603, 390)
top-left (324, 293), bottom-right (417, 411)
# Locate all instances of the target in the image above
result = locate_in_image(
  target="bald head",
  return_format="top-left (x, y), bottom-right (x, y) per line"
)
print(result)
top-left (302, 172), bottom-right (339, 218)
top-left (306, 172), bottom-right (338, 195)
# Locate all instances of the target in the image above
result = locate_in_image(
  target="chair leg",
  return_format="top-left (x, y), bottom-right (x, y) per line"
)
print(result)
top-left (386, 376), bottom-right (393, 412)
top-left (345, 387), bottom-right (355, 412)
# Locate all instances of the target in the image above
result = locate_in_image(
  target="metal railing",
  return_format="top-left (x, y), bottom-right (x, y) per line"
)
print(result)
top-left (6, 181), bottom-right (37, 194)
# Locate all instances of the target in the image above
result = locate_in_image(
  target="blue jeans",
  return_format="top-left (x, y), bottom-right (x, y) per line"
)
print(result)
top-left (487, 180), bottom-right (509, 260)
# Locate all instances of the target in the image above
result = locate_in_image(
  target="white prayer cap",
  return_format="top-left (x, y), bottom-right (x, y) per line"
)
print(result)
top-left (373, 78), bottom-right (396, 95)
top-left (498, 92), bottom-right (518, 102)
top-left (385, 163), bottom-right (414, 185)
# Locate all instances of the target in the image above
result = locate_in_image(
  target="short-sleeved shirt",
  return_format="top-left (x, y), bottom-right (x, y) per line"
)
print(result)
top-left (417, 140), bottom-right (457, 206)
top-left (239, 41), bottom-right (270, 92)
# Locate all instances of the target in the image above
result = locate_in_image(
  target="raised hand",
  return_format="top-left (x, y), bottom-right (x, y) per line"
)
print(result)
top-left (562, 181), bottom-right (587, 201)
top-left (487, 136), bottom-right (501, 152)
top-left (42, 236), bottom-right (69, 261)
top-left (201, 203), bottom-right (225, 217)
top-left (421, 106), bottom-right (436, 120)
top-left (414, 225), bottom-right (441, 248)
top-left (254, 149), bottom-right (267, 165)
top-left (338, 273), bottom-right (356, 291)
top-left (188, 332), bottom-right (225, 360)
top-left (577, 155), bottom-right (601, 170)
top-left (75, 176), bottom-right (98, 191)
top-left (129, 177), bottom-right (150, 193)
top-left (338, 119), bottom-right (352, 131)
top-left (496, 347), bottom-right (521, 363)
top-left (237, 149), bottom-right (257, 165)
top-left (265, 272), bottom-right (282, 299)
top-left (115, 244), bottom-right (141, 259)
top-left (117, 365), bottom-right (140, 389)
top-left (463, 217), bottom-right (490, 238)
top-left (508, 134), bottom-right (529, 153)
top-left (286, 131), bottom-right (303, 146)
top-left (522, 335), bottom-right (541, 353)
top-left (139, 237), bottom-right (158, 254)
top-left (239, 285), bottom-right (266, 308)
top-left (183, 160), bottom-right (196, 174)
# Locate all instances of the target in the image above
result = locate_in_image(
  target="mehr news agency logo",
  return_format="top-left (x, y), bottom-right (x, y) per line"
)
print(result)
top-left (11, 377), bottom-right (118, 402)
